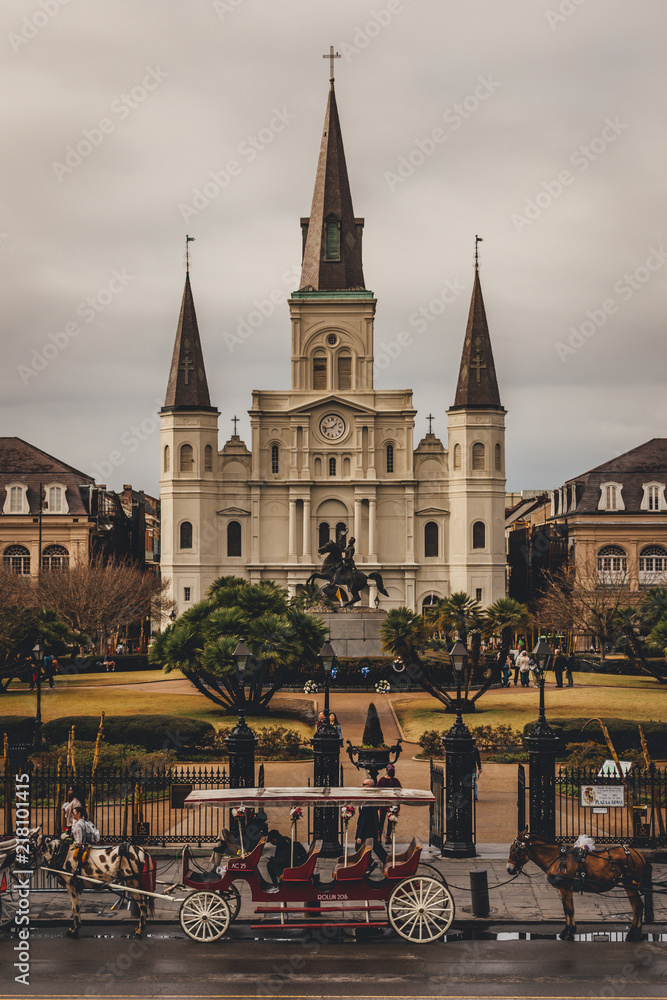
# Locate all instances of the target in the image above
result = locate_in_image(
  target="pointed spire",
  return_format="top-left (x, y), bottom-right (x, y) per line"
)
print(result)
top-left (299, 80), bottom-right (365, 291)
top-left (450, 258), bottom-right (502, 411)
top-left (163, 273), bottom-right (214, 411)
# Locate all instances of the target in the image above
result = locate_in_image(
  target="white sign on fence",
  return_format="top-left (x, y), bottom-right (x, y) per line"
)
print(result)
top-left (581, 784), bottom-right (626, 808)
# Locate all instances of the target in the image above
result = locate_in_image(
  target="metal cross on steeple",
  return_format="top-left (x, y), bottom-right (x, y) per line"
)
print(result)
top-left (179, 349), bottom-right (195, 385)
top-left (427, 413), bottom-right (434, 434)
top-left (474, 234), bottom-right (483, 273)
top-left (231, 415), bottom-right (239, 435)
top-left (471, 350), bottom-right (486, 383)
top-left (323, 45), bottom-right (341, 82)
top-left (185, 234), bottom-right (196, 273)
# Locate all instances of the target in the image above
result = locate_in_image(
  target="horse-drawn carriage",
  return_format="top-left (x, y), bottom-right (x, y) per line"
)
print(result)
top-left (178, 786), bottom-right (456, 943)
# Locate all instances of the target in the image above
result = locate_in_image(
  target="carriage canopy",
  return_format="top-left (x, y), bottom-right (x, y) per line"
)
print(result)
top-left (183, 786), bottom-right (435, 808)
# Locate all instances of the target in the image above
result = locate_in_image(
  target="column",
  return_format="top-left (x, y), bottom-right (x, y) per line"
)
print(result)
top-left (250, 488), bottom-right (260, 564)
top-left (354, 498), bottom-right (363, 552)
top-left (288, 498), bottom-right (297, 562)
top-left (302, 498), bottom-right (311, 560)
top-left (290, 425), bottom-right (298, 479)
top-left (368, 498), bottom-right (377, 560)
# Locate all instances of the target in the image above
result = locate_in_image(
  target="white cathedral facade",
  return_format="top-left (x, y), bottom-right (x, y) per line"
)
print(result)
top-left (160, 78), bottom-right (507, 616)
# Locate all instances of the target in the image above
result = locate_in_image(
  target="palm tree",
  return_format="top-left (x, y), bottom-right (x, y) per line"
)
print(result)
top-left (433, 592), bottom-right (479, 646)
top-left (647, 616), bottom-right (667, 670)
top-left (472, 597), bottom-right (531, 704)
top-left (380, 608), bottom-right (455, 709)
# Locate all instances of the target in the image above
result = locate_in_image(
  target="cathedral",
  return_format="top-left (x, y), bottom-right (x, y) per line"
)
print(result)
top-left (159, 75), bottom-right (507, 616)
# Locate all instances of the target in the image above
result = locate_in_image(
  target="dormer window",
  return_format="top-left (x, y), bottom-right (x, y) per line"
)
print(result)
top-left (3, 483), bottom-right (28, 515)
top-left (640, 482), bottom-right (667, 511)
top-left (325, 218), bottom-right (340, 260)
top-left (45, 483), bottom-right (69, 514)
top-left (598, 482), bottom-right (624, 511)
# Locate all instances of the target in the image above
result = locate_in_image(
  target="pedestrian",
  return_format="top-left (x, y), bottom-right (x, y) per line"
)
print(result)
top-left (316, 711), bottom-right (326, 729)
top-left (512, 650), bottom-right (520, 685)
top-left (265, 829), bottom-right (306, 888)
top-left (502, 656), bottom-right (512, 687)
top-left (62, 785), bottom-right (86, 832)
top-left (71, 805), bottom-right (100, 845)
top-left (355, 777), bottom-right (387, 868)
top-left (472, 744), bottom-right (482, 802)
top-left (329, 712), bottom-right (343, 745)
top-left (565, 655), bottom-right (574, 687)
top-left (43, 653), bottom-right (57, 689)
top-left (103, 655), bottom-right (115, 672)
top-left (518, 650), bottom-right (531, 687)
top-left (553, 648), bottom-right (564, 688)
top-left (244, 807), bottom-right (268, 851)
top-left (377, 763), bottom-right (402, 843)
top-left (116, 642), bottom-right (125, 655)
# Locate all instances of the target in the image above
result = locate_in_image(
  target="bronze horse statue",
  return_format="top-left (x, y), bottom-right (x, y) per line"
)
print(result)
top-left (507, 828), bottom-right (651, 941)
top-left (306, 539), bottom-right (389, 608)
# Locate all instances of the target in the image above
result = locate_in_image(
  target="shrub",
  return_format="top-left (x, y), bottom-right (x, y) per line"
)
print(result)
top-left (42, 715), bottom-right (215, 752)
top-left (362, 702), bottom-right (385, 747)
top-left (522, 718), bottom-right (667, 757)
top-left (418, 730), bottom-right (444, 757)
top-left (562, 741), bottom-right (644, 769)
top-left (32, 741), bottom-right (177, 771)
top-left (469, 724), bottom-right (523, 752)
top-left (0, 716), bottom-right (35, 743)
top-left (200, 725), bottom-right (308, 760)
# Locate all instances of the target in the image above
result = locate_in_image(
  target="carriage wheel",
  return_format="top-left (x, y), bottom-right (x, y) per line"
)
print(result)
top-left (416, 862), bottom-right (447, 885)
top-left (220, 885), bottom-right (241, 922)
top-left (179, 891), bottom-right (230, 942)
top-left (387, 875), bottom-right (455, 943)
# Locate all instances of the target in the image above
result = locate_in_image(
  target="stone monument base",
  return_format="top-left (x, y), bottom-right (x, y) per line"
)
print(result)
top-left (312, 607), bottom-right (388, 658)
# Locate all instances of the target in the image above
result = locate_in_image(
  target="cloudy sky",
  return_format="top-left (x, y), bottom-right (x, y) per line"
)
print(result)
top-left (2, 0), bottom-right (666, 497)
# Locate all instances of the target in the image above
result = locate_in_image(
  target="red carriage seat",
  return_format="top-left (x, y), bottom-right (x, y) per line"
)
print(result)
top-left (224, 836), bottom-right (266, 873)
top-left (382, 837), bottom-right (422, 879)
top-left (332, 839), bottom-right (373, 881)
top-left (280, 840), bottom-right (322, 882)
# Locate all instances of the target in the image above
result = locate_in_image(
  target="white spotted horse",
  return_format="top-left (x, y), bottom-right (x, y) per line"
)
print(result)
top-left (32, 833), bottom-right (156, 938)
top-left (507, 828), bottom-right (651, 941)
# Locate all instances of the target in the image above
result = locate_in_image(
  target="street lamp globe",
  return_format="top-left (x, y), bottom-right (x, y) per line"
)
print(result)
top-left (318, 641), bottom-right (335, 675)
top-left (449, 641), bottom-right (468, 676)
top-left (232, 639), bottom-right (251, 679)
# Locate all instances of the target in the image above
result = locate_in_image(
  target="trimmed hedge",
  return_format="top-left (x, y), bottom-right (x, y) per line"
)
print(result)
top-left (42, 715), bottom-right (215, 751)
top-left (522, 718), bottom-right (667, 757)
top-left (0, 716), bottom-right (35, 742)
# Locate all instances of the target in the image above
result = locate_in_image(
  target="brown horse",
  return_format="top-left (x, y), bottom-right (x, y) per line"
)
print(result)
top-left (507, 829), bottom-right (651, 941)
top-left (33, 833), bottom-right (156, 938)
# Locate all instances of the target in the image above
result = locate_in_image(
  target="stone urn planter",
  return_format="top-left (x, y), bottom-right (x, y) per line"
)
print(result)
top-left (345, 740), bottom-right (403, 782)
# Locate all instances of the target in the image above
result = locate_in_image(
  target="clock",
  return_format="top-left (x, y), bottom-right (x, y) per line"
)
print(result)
top-left (319, 413), bottom-right (345, 440)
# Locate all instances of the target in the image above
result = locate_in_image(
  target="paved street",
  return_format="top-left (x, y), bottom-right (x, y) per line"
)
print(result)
top-left (2, 929), bottom-right (667, 999)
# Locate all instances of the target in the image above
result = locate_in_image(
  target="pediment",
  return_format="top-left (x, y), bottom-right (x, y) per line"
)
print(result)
top-left (217, 506), bottom-right (250, 516)
top-left (415, 506), bottom-right (449, 515)
top-left (286, 394), bottom-right (378, 417)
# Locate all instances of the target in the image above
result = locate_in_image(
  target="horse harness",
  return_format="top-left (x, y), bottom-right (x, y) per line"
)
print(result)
top-left (513, 835), bottom-right (642, 893)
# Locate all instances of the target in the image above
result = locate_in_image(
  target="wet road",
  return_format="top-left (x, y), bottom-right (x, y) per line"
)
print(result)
top-left (2, 926), bottom-right (667, 999)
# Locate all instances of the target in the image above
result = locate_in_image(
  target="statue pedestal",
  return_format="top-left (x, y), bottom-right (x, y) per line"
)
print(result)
top-left (311, 608), bottom-right (387, 657)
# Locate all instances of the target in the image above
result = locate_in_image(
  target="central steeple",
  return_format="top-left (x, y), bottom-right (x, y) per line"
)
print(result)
top-left (299, 77), bottom-right (365, 292)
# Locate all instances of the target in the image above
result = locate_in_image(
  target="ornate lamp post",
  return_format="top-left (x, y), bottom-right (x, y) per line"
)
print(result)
top-left (225, 640), bottom-right (257, 789)
top-left (525, 638), bottom-right (559, 839)
top-left (441, 640), bottom-right (476, 858)
top-left (310, 640), bottom-right (342, 857)
top-left (32, 642), bottom-right (44, 748)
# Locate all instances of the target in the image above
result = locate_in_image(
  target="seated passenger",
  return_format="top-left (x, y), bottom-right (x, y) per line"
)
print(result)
top-left (266, 829), bottom-right (307, 887)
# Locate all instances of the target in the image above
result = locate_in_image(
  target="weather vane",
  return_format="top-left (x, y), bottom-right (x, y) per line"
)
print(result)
top-left (323, 45), bottom-right (341, 82)
top-left (474, 234), bottom-right (484, 273)
top-left (185, 234), bottom-right (196, 273)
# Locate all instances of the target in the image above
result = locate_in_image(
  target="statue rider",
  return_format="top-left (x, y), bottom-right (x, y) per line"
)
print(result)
top-left (342, 535), bottom-right (357, 589)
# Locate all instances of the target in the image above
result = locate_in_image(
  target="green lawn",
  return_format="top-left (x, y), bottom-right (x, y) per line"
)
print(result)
top-left (0, 673), bottom-right (315, 742)
top-left (393, 672), bottom-right (666, 742)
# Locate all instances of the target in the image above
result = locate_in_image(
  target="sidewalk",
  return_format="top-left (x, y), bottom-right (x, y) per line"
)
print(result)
top-left (18, 850), bottom-right (667, 929)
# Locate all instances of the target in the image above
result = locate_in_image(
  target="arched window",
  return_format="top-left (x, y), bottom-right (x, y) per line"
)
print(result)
top-left (325, 219), bottom-right (340, 260)
top-left (180, 521), bottom-right (193, 549)
top-left (180, 443), bottom-right (194, 472)
top-left (335, 522), bottom-right (347, 544)
top-left (7, 486), bottom-right (26, 513)
top-left (227, 521), bottom-right (242, 557)
top-left (337, 352), bottom-right (352, 389)
top-left (313, 353), bottom-right (327, 390)
top-left (639, 545), bottom-right (667, 585)
top-left (42, 544), bottom-right (69, 571)
top-left (314, 457), bottom-right (322, 477)
top-left (386, 444), bottom-right (394, 474)
top-left (47, 486), bottom-right (64, 513)
top-left (472, 521), bottom-right (486, 549)
top-left (318, 522), bottom-right (330, 548)
top-left (598, 482), bottom-right (624, 511)
top-left (453, 444), bottom-right (461, 470)
top-left (329, 457), bottom-right (336, 476)
top-left (4, 545), bottom-right (30, 575)
top-left (495, 443), bottom-right (502, 472)
top-left (204, 444), bottom-right (213, 472)
top-left (597, 545), bottom-right (627, 584)
top-left (422, 594), bottom-right (439, 613)
top-left (271, 444), bottom-right (279, 474)
top-left (472, 443), bottom-right (486, 470)
top-left (424, 521), bottom-right (438, 557)
top-left (163, 445), bottom-right (170, 473)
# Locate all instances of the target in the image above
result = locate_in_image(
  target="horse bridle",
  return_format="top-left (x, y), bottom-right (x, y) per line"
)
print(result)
top-left (509, 834), bottom-right (531, 873)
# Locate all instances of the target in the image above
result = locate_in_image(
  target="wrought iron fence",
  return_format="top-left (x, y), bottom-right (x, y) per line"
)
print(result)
top-left (555, 764), bottom-right (667, 846)
top-left (1, 763), bottom-right (230, 846)
top-left (429, 760), bottom-right (444, 850)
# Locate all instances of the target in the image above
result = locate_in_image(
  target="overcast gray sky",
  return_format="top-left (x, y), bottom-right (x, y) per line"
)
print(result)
top-left (2, 0), bottom-right (666, 497)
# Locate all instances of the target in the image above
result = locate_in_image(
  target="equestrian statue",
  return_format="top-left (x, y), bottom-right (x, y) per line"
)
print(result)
top-left (305, 532), bottom-right (389, 609)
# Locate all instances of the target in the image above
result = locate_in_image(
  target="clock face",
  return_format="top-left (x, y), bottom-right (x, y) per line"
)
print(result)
top-left (319, 413), bottom-right (345, 440)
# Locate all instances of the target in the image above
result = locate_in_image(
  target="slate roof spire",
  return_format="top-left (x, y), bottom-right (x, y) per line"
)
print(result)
top-left (163, 272), bottom-right (215, 411)
top-left (299, 79), bottom-right (365, 291)
top-left (450, 256), bottom-right (502, 411)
